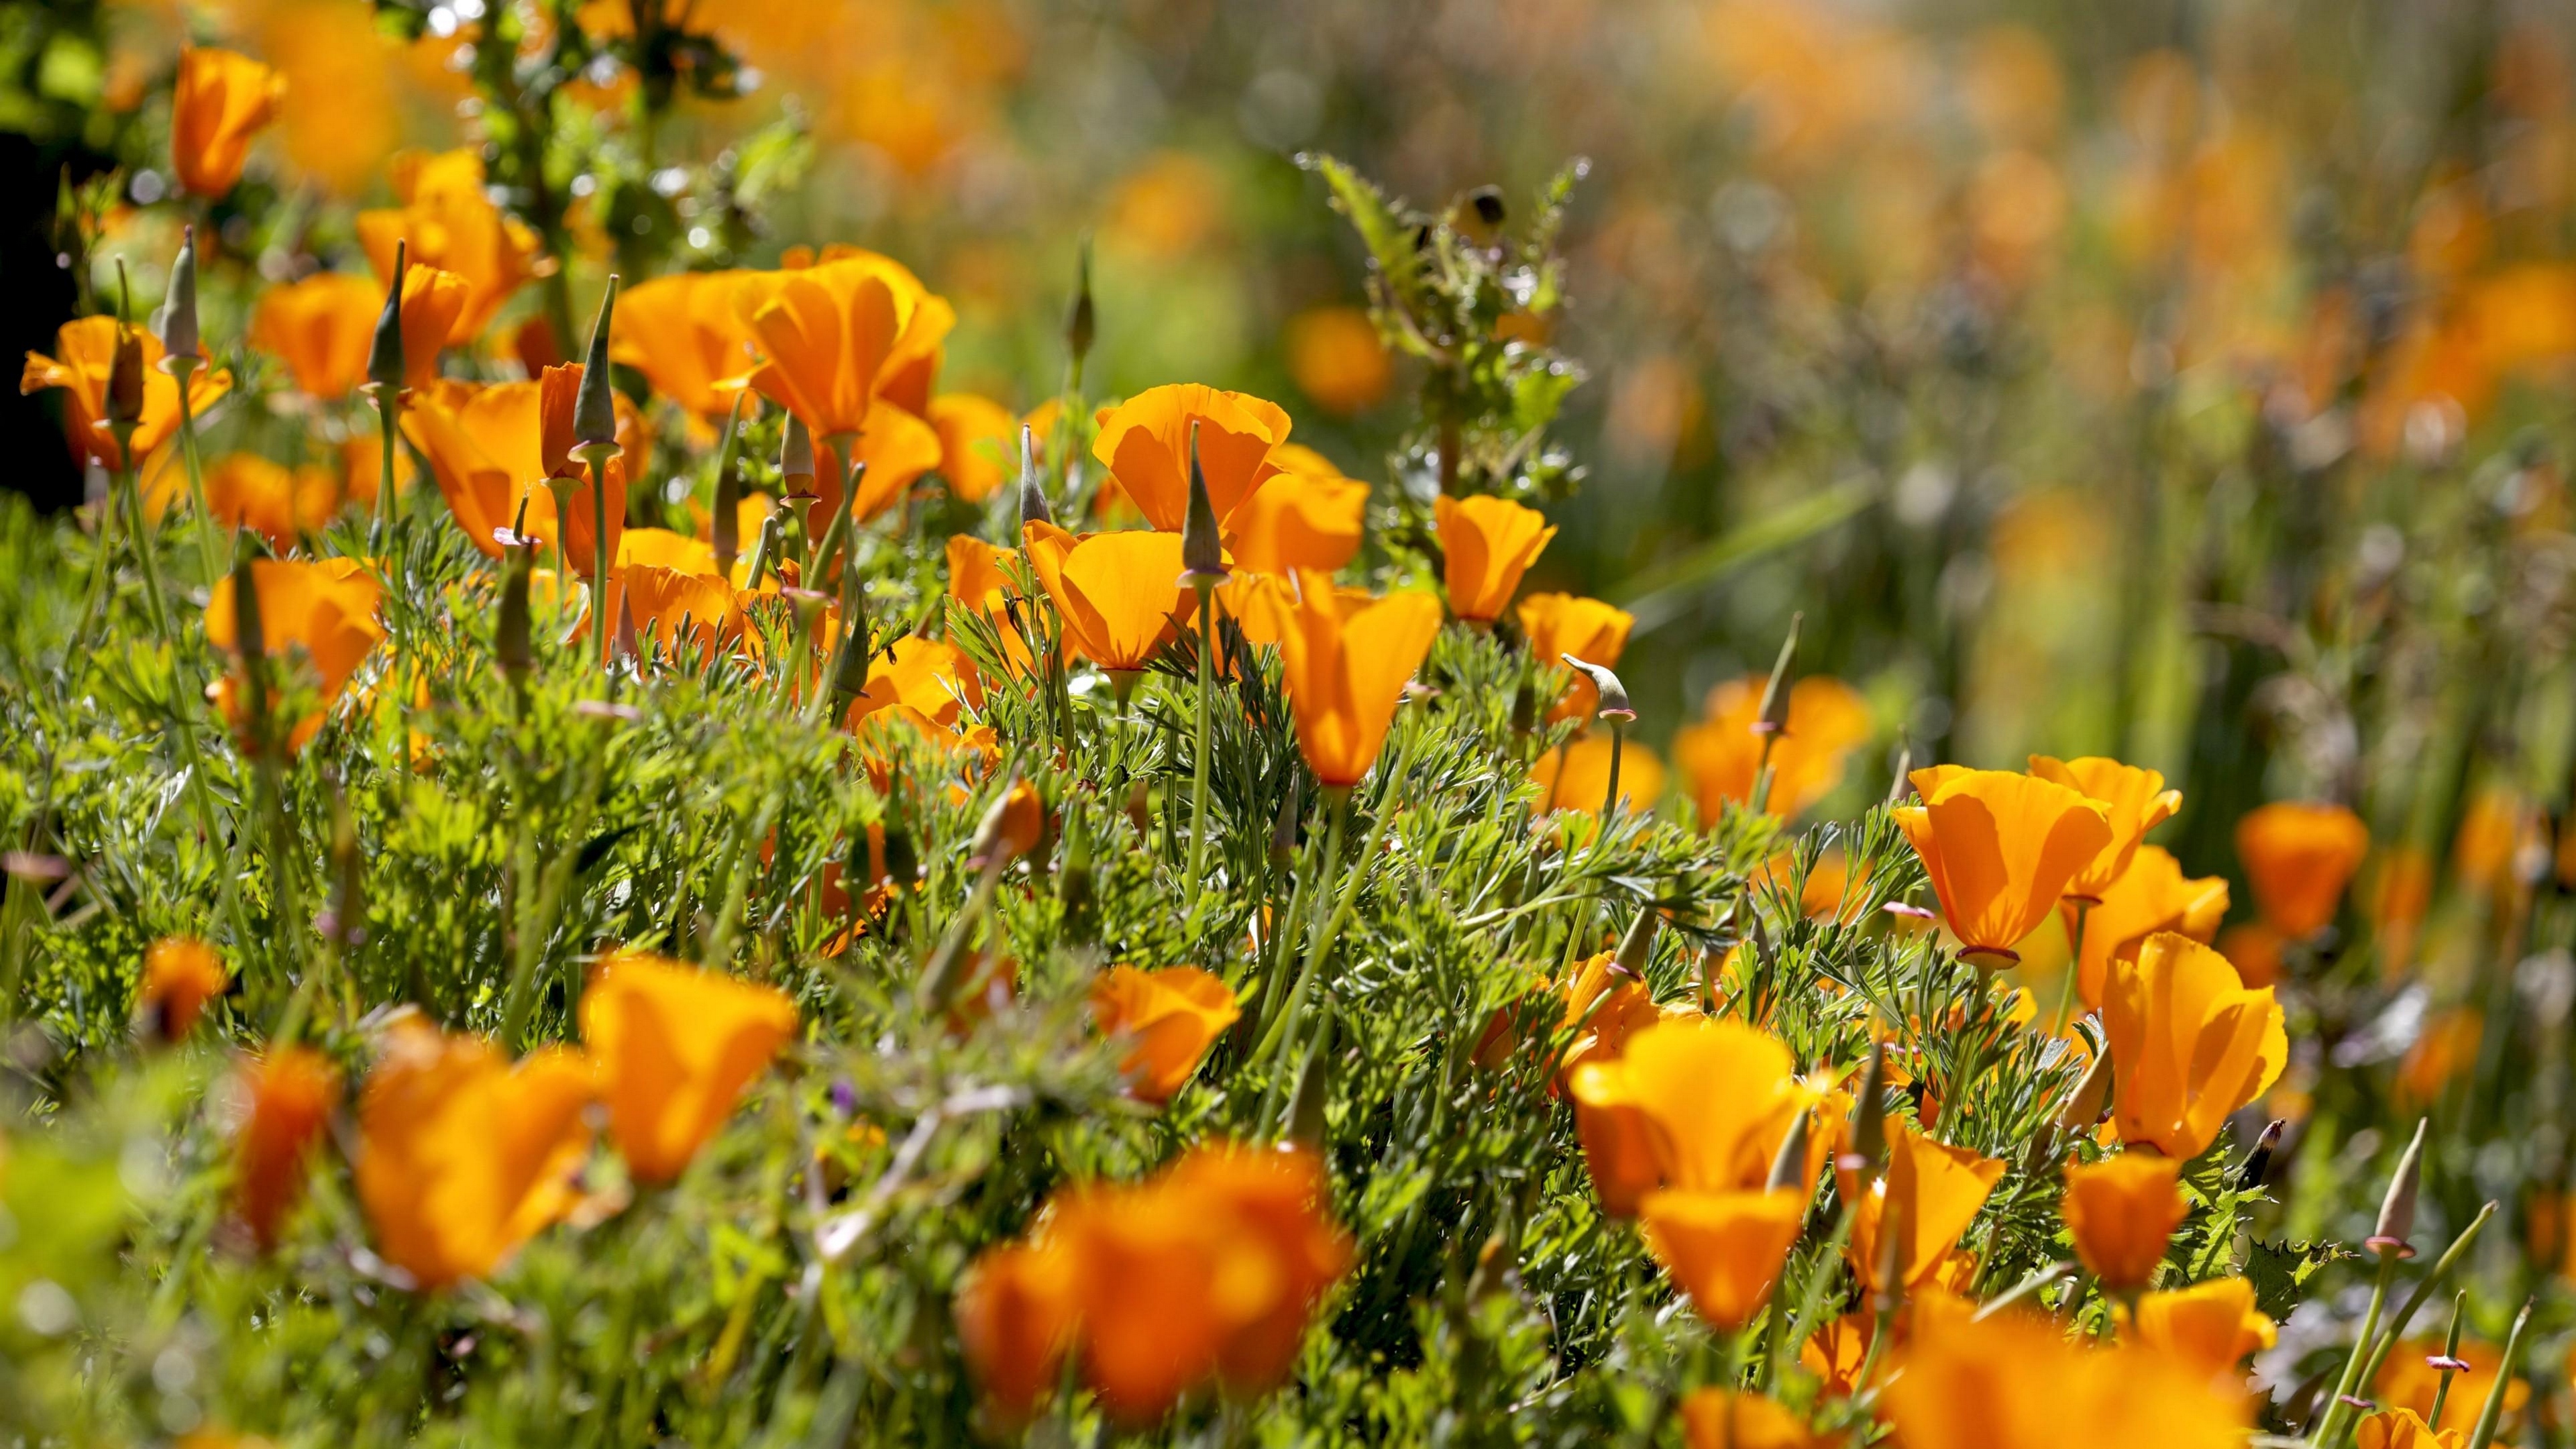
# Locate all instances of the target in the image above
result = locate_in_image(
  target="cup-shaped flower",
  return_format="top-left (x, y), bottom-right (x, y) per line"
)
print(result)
top-left (1570, 1017), bottom-right (1804, 1217)
top-left (945, 535), bottom-right (1033, 672)
top-left (1680, 1389), bottom-right (1835, 1449)
top-left (614, 562), bottom-right (750, 661)
top-left (357, 150), bottom-right (541, 346)
top-left (1892, 766), bottom-right (2112, 967)
top-left (2027, 755), bottom-right (2183, 902)
top-left (1518, 594), bottom-right (1636, 721)
top-left (250, 272), bottom-right (384, 401)
top-left (2062, 1152), bottom-right (2184, 1289)
top-left (2103, 932), bottom-right (2287, 1161)
top-left (354, 1015), bottom-right (595, 1290)
top-left (580, 952), bottom-right (799, 1185)
top-left (205, 558), bottom-right (385, 753)
top-left (2065, 845), bottom-right (2229, 1011)
top-left (1435, 494), bottom-right (1556, 623)
top-left (378, 264), bottom-right (472, 389)
top-left (403, 378), bottom-right (637, 574)
top-left (1090, 383), bottom-right (1292, 531)
top-left (1675, 676), bottom-right (1874, 820)
top-left (172, 48), bottom-right (283, 197)
top-left (2124, 1279), bottom-right (2276, 1381)
top-left (1224, 458), bottom-right (1368, 576)
top-left (1023, 522), bottom-right (1197, 674)
top-left (1838, 1121), bottom-right (2008, 1293)
top-left (2354, 1410), bottom-right (2465, 1449)
top-left (137, 936), bottom-right (227, 1041)
top-left (741, 256), bottom-right (934, 439)
top-left (610, 269), bottom-right (759, 421)
top-left (23, 317), bottom-right (235, 470)
top-left (1640, 1187), bottom-right (1806, 1330)
top-left (2235, 801), bottom-right (2370, 938)
top-left (1275, 579), bottom-right (1444, 789)
top-left (233, 1046), bottom-right (339, 1251)
top-left (1089, 965), bottom-right (1240, 1104)
top-left (1882, 1299), bottom-right (2251, 1449)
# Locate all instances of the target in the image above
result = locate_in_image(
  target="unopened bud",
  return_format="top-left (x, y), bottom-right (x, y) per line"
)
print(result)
top-left (158, 225), bottom-right (200, 365)
top-left (832, 584), bottom-right (873, 700)
top-left (1841, 1039), bottom-right (1888, 1180)
top-left (2056, 1051), bottom-right (2112, 1133)
top-left (710, 406), bottom-right (745, 575)
top-left (1271, 780), bottom-right (1301, 867)
top-left (1754, 612), bottom-right (1802, 737)
top-left (1766, 1103), bottom-right (1814, 1193)
top-left (2236, 1119), bottom-right (2285, 1191)
top-left (1613, 904), bottom-right (1658, 977)
top-left (781, 414), bottom-right (816, 489)
top-left (1016, 424), bottom-right (1051, 529)
top-left (2369, 1118), bottom-right (2429, 1258)
top-left (570, 276), bottom-right (621, 464)
top-left (366, 240), bottom-right (408, 392)
top-left (1064, 239), bottom-right (1095, 366)
top-left (105, 321), bottom-right (146, 426)
top-left (496, 530), bottom-right (534, 680)
top-left (1180, 420), bottom-right (1228, 584)
top-left (1886, 734), bottom-right (1916, 807)
top-left (1560, 654), bottom-right (1632, 724)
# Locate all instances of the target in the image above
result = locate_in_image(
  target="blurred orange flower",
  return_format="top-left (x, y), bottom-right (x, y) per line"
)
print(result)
top-left (172, 48), bottom-right (284, 197)
top-left (1892, 766), bottom-right (2112, 967)
top-left (955, 1240), bottom-right (1076, 1424)
top-left (1435, 494), bottom-right (1555, 623)
top-left (2125, 1278), bottom-right (2275, 1382)
top-left (203, 453), bottom-right (343, 544)
top-left (2235, 801), bottom-right (2369, 938)
top-left (1091, 384), bottom-right (1293, 533)
top-left (2103, 932), bottom-right (2286, 1160)
top-left (1675, 676), bottom-right (1873, 820)
top-left (581, 952), bottom-right (799, 1185)
top-left (138, 936), bottom-right (227, 1040)
top-left (1881, 1293), bottom-right (2250, 1448)
top-left (359, 150), bottom-right (542, 347)
top-left (233, 1045), bottom-right (339, 1251)
top-left (1022, 522), bottom-right (1195, 675)
top-left (1087, 965), bottom-right (1241, 1103)
top-left (249, 271), bottom-right (381, 400)
top-left (926, 393), bottom-right (1016, 502)
top-left (1517, 593), bottom-right (1635, 720)
top-left (1569, 1017), bottom-right (1804, 1218)
top-left (2062, 1152), bottom-right (2184, 1289)
top-left (1275, 579), bottom-right (1443, 789)
top-left (2027, 756), bottom-right (2182, 902)
top-left (1840, 1121), bottom-right (2007, 1293)
top-left (1680, 1388), bottom-right (1835, 1448)
top-left (22, 317), bottom-right (234, 471)
top-left (610, 270), bottom-right (758, 420)
top-left (354, 1015), bottom-right (595, 1289)
top-left (2395, 1008), bottom-right (2481, 1112)
top-left (2067, 845), bottom-right (2229, 1011)
top-left (1285, 305), bottom-right (1393, 415)
top-left (2373, 1335), bottom-right (2528, 1421)
top-left (1640, 1187), bottom-right (1806, 1329)
top-left (1224, 466), bottom-right (1369, 578)
top-left (1535, 733), bottom-right (1668, 816)
top-left (205, 557), bottom-right (385, 752)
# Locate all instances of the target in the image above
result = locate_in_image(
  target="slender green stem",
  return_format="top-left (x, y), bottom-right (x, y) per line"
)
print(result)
top-left (2311, 1253), bottom-right (2400, 1447)
top-left (589, 454), bottom-right (612, 663)
top-left (1185, 577), bottom-right (1218, 914)
top-left (1249, 790), bottom-right (1350, 1086)
top-left (173, 361), bottom-right (224, 584)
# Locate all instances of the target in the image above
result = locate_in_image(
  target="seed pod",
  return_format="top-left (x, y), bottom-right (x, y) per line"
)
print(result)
top-left (570, 276), bottom-right (622, 465)
top-left (158, 225), bottom-right (200, 366)
top-left (366, 239), bottom-right (409, 394)
top-left (2369, 1118), bottom-right (2430, 1258)
top-left (1180, 421), bottom-right (1228, 584)
top-left (105, 322), bottom-right (146, 426)
top-left (1560, 654), bottom-right (1633, 724)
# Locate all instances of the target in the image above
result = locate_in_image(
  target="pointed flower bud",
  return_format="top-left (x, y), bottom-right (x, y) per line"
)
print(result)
top-left (2369, 1118), bottom-right (2428, 1258)
top-left (2236, 1118), bottom-right (2285, 1191)
top-left (105, 321), bottom-right (146, 427)
top-left (366, 240), bottom-right (409, 394)
top-left (1754, 612), bottom-right (1802, 737)
top-left (1841, 1038), bottom-right (1888, 1179)
top-left (1613, 904), bottom-right (1658, 977)
top-left (1064, 239), bottom-right (1095, 366)
top-left (1766, 1102), bottom-right (1814, 1193)
top-left (781, 414), bottom-right (816, 489)
top-left (158, 225), bottom-right (201, 367)
top-left (1179, 420), bottom-right (1228, 585)
top-left (2057, 1050), bottom-right (2113, 1133)
top-left (1016, 424), bottom-right (1051, 528)
top-left (710, 393), bottom-right (748, 574)
top-left (570, 276), bottom-right (622, 465)
top-left (1560, 654), bottom-right (1633, 724)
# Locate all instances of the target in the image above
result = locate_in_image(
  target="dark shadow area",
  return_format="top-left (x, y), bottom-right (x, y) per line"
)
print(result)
top-left (0, 131), bottom-right (109, 515)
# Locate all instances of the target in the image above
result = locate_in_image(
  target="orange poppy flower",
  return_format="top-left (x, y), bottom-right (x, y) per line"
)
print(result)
top-left (1679, 1388), bottom-right (1835, 1449)
top-left (2062, 1152), bottom-right (2184, 1289)
top-left (1892, 766), bottom-right (2113, 967)
top-left (945, 534), bottom-right (1033, 672)
top-left (22, 316), bottom-right (235, 471)
top-left (1801, 1309), bottom-right (1881, 1399)
top-left (1090, 383), bottom-right (1293, 532)
top-left (615, 526), bottom-right (718, 578)
top-left (1022, 523), bottom-right (1196, 675)
top-left (2124, 1279), bottom-right (2276, 1382)
top-left (2027, 756), bottom-right (2183, 903)
top-left (580, 952), bottom-right (800, 1185)
top-left (2371, 1336), bottom-right (2527, 1421)
top-left (354, 1014), bottom-right (595, 1290)
top-left (2065, 845), bottom-right (2229, 1012)
top-left (926, 393), bottom-right (1016, 502)
top-left (804, 409), bottom-right (947, 525)
top-left (1674, 676), bottom-right (1874, 821)
top-left (956, 1240), bottom-right (1077, 1425)
top-left (233, 1045), bottom-right (339, 1251)
top-left (1533, 733), bottom-right (1668, 816)
top-left (402, 378), bottom-right (636, 574)
top-left (740, 254), bottom-right (945, 440)
top-left (382, 265), bottom-right (471, 389)
top-left (358, 150), bottom-right (542, 346)
top-left (1223, 467), bottom-right (1370, 578)
top-left (1554, 949), bottom-right (1692, 1081)
top-left (205, 557), bottom-right (385, 753)
top-left (1274, 579), bottom-right (1444, 789)
top-left (1517, 593), bottom-right (1636, 720)
top-left (1568, 1016), bottom-right (1805, 1218)
top-left (1640, 1187), bottom-right (1806, 1329)
top-left (1435, 494), bottom-right (1555, 622)
top-left (203, 453), bottom-right (343, 543)
top-left (609, 270), bottom-right (758, 420)
top-left (1285, 305), bottom-right (1393, 416)
top-left (2102, 932), bottom-right (2287, 1160)
top-left (1882, 1297), bottom-right (2251, 1449)
top-left (1839, 1121), bottom-right (2008, 1293)
top-left (2353, 1409), bottom-right (2464, 1449)
top-left (248, 271), bottom-right (382, 400)
top-left (171, 48), bottom-right (283, 197)
top-left (1087, 965), bottom-right (1241, 1104)
top-left (847, 636), bottom-right (985, 732)
top-left (2235, 801), bottom-right (2370, 938)
top-left (138, 936), bottom-right (227, 1040)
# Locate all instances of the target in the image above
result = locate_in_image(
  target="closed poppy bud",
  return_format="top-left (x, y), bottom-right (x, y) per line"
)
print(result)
top-left (233, 1045), bottom-right (339, 1250)
top-left (570, 277), bottom-right (622, 466)
top-left (2369, 1118), bottom-right (2429, 1258)
top-left (137, 936), bottom-right (227, 1041)
top-left (2103, 932), bottom-right (2287, 1160)
top-left (1064, 239), bottom-right (1095, 367)
top-left (1435, 494), bottom-right (1556, 623)
top-left (159, 226), bottom-right (201, 366)
top-left (581, 952), bottom-right (798, 1185)
top-left (1639, 1186), bottom-right (1805, 1329)
top-left (1842, 1038), bottom-right (1888, 1177)
top-left (1015, 424), bottom-right (1052, 528)
top-left (496, 533), bottom-right (535, 680)
top-left (2057, 1049), bottom-right (2113, 1132)
top-left (971, 780), bottom-right (1044, 866)
top-left (2126, 1278), bottom-right (2277, 1383)
top-left (957, 1239), bottom-right (1077, 1424)
top-left (781, 413), bottom-right (817, 492)
top-left (367, 241), bottom-right (409, 394)
top-left (2028, 755), bottom-right (2184, 903)
top-left (2062, 1152), bottom-right (2185, 1289)
top-left (1089, 965), bottom-right (1242, 1103)
top-left (2236, 801), bottom-right (2371, 938)
top-left (1179, 422), bottom-right (1229, 585)
top-left (171, 47), bottom-right (283, 198)
top-left (105, 323), bottom-right (146, 427)
top-left (1892, 765), bottom-right (2113, 968)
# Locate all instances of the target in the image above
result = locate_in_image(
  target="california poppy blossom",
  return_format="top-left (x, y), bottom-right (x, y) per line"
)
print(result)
top-left (1517, 594), bottom-right (1635, 720)
top-left (581, 952), bottom-right (800, 1185)
top-left (847, 636), bottom-right (985, 732)
top-left (233, 1046), bottom-right (340, 1250)
top-left (380, 265), bottom-right (472, 390)
top-left (803, 410), bottom-right (947, 527)
top-left (2066, 845), bottom-right (2229, 1012)
top-left (926, 393), bottom-right (1016, 502)
top-left (203, 453), bottom-right (343, 543)
top-left (402, 377), bottom-right (638, 574)
top-left (1639, 1187), bottom-right (1806, 1329)
top-left (1892, 766), bottom-right (2113, 967)
top-left (1023, 522), bottom-right (1197, 676)
top-left (2351, 1409), bottom-right (2464, 1449)
top-left (1087, 965), bottom-right (1241, 1103)
top-left (1224, 466), bottom-right (1370, 578)
top-left (741, 255), bottom-right (942, 440)
top-left (1534, 733), bottom-right (1668, 816)
top-left (2102, 932), bottom-right (2287, 1160)
top-left (610, 269), bottom-right (758, 421)
top-left (249, 272), bottom-right (383, 401)
top-left (2235, 801), bottom-right (2370, 938)
top-left (2061, 1152), bottom-right (2184, 1289)
top-left (1274, 578), bottom-right (1443, 790)
top-left (138, 936), bottom-right (227, 1040)
top-left (2027, 756), bottom-right (2183, 902)
top-left (23, 317), bottom-right (235, 471)
top-left (1839, 1121), bottom-right (2008, 1293)
top-left (1674, 676), bottom-right (1874, 820)
top-left (1569, 1017), bottom-right (1805, 1217)
top-left (1284, 305), bottom-right (1393, 415)
top-left (204, 557), bottom-right (385, 753)
top-left (1679, 1389), bottom-right (1833, 1449)
top-left (171, 48), bottom-right (284, 197)
top-left (1435, 494), bottom-right (1556, 623)
top-left (354, 1014), bottom-right (595, 1289)
top-left (1881, 1296), bottom-right (2250, 1449)
top-left (945, 534), bottom-right (1033, 672)
top-left (2124, 1279), bottom-right (2276, 1382)
top-left (955, 1240), bottom-right (1077, 1425)
top-left (358, 150), bottom-right (541, 345)
top-left (1091, 383), bottom-right (1293, 531)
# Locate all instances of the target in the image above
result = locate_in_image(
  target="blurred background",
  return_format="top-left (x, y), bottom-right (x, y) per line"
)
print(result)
top-left (9, 0), bottom-right (2576, 918)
